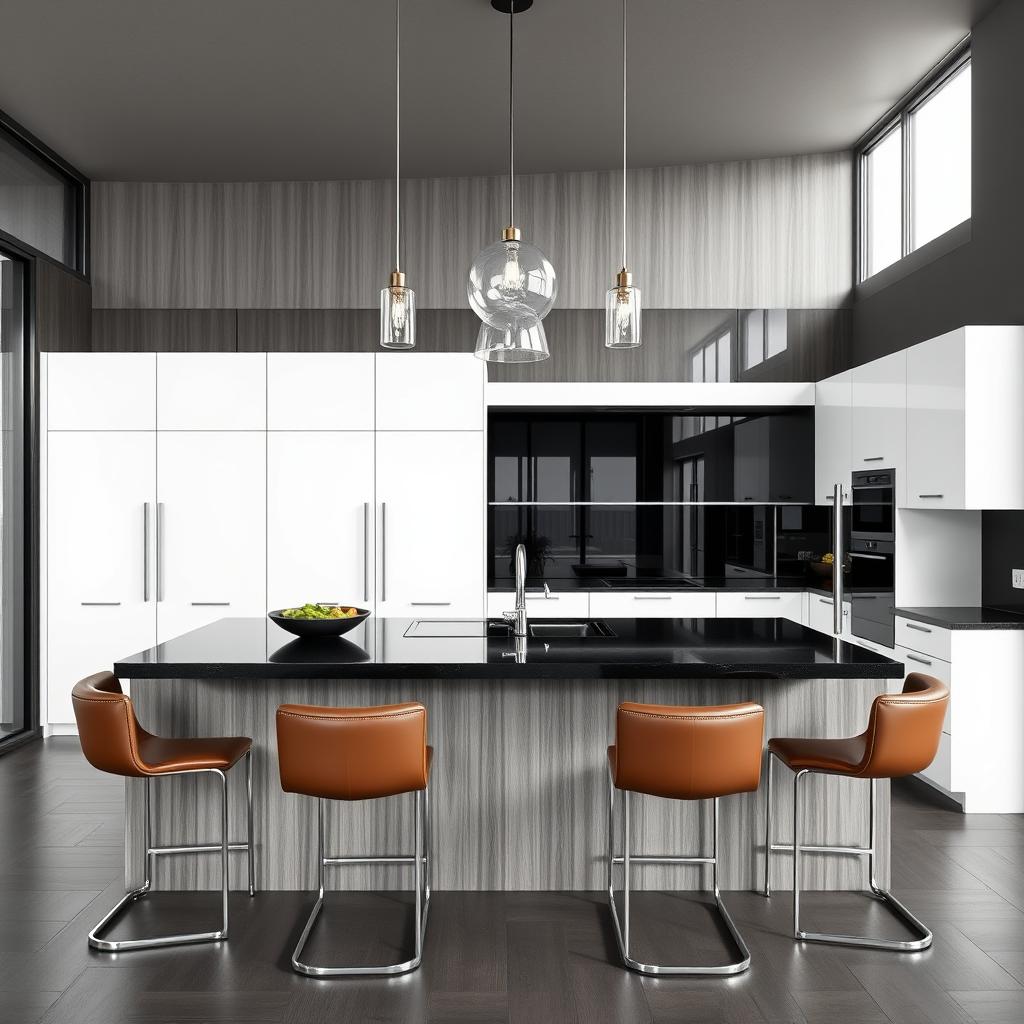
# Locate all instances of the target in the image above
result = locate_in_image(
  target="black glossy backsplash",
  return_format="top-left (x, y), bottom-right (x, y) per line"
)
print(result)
top-left (982, 511), bottom-right (1024, 614)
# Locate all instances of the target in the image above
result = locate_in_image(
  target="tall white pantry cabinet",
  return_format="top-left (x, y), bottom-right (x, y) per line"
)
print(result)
top-left (42, 351), bottom-right (487, 732)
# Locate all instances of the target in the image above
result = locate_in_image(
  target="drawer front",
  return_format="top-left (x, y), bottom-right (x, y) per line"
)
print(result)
top-left (808, 593), bottom-right (849, 635)
top-left (918, 731), bottom-right (952, 792)
top-left (895, 617), bottom-right (952, 661)
top-left (715, 592), bottom-right (802, 620)
top-left (894, 644), bottom-right (952, 734)
top-left (486, 592), bottom-right (590, 619)
top-left (589, 591), bottom-right (717, 619)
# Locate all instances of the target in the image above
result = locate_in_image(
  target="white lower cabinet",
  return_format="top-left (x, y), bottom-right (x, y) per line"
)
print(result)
top-left (487, 591), bottom-right (590, 619)
top-left (156, 432), bottom-right (267, 643)
top-left (715, 591), bottom-right (802, 620)
top-left (807, 592), bottom-right (850, 636)
top-left (376, 431), bottom-right (484, 617)
top-left (267, 432), bottom-right (374, 612)
top-left (589, 591), bottom-right (716, 618)
top-left (46, 432), bottom-right (157, 726)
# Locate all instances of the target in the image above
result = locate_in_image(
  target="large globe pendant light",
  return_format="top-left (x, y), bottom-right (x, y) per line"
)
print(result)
top-left (469, 0), bottom-right (556, 362)
top-left (605, 0), bottom-right (641, 350)
top-left (380, 0), bottom-right (415, 350)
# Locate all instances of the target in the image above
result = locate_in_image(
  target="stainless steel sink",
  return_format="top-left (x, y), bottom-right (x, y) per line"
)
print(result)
top-left (528, 620), bottom-right (616, 639)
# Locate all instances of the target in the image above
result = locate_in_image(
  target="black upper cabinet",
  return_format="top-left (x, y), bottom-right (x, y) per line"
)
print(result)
top-left (733, 415), bottom-right (814, 503)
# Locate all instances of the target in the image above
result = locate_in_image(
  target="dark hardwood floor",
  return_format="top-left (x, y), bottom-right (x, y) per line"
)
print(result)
top-left (3, 738), bottom-right (1024, 1023)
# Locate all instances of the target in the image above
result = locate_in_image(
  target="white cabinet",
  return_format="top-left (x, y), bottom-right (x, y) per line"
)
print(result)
top-left (267, 432), bottom-right (374, 611)
top-left (487, 591), bottom-right (591, 619)
top-left (157, 353), bottom-right (267, 430)
top-left (156, 432), bottom-right (266, 642)
top-left (46, 432), bottom-right (156, 725)
top-left (851, 350), bottom-right (906, 504)
top-left (807, 592), bottom-right (850, 636)
top-left (906, 326), bottom-right (1024, 509)
top-left (47, 353), bottom-right (156, 430)
top-left (376, 431), bottom-right (484, 616)
top-left (375, 353), bottom-right (485, 431)
top-left (589, 591), bottom-right (716, 618)
top-left (268, 353), bottom-right (374, 430)
top-left (715, 591), bottom-right (803, 620)
top-left (814, 369), bottom-right (851, 505)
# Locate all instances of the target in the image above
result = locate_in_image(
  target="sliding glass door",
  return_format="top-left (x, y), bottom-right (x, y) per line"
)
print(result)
top-left (0, 252), bottom-right (27, 746)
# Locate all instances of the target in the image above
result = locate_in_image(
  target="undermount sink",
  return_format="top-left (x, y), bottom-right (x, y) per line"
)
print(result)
top-left (528, 620), bottom-right (616, 639)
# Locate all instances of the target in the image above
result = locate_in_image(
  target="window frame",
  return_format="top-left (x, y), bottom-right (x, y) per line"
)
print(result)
top-left (0, 107), bottom-right (89, 277)
top-left (855, 38), bottom-right (971, 284)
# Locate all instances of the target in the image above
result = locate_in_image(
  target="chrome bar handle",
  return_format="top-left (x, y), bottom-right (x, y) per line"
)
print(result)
top-left (143, 503), bottom-right (151, 602)
top-left (363, 501), bottom-right (370, 603)
top-left (832, 482), bottom-right (843, 635)
top-left (156, 502), bottom-right (165, 602)
top-left (380, 502), bottom-right (387, 603)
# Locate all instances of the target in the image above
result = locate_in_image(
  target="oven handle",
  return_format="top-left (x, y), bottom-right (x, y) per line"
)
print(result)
top-left (848, 551), bottom-right (887, 561)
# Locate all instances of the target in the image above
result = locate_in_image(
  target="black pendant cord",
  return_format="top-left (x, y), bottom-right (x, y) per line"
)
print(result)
top-left (394, 0), bottom-right (401, 273)
top-left (621, 0), bottom-right (627, 272)
top-left (509, 5), bottom-right (515, 229)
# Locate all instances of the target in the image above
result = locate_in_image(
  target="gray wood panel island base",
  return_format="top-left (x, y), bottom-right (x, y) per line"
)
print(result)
top-left (116, 618), bottom-right (904, 893)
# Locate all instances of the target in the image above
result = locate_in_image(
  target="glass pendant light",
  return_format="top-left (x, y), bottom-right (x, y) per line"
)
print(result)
top-left (380, 0), bottom-right (415, 350)
top-left (474, 318), bottom-right (549, 362)
top-left (470, 0), bottom-right (556, 361)
top-left (606, 0), bottom-right (641, 350)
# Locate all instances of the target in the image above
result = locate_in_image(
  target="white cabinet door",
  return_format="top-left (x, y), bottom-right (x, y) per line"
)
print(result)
top-left (376, 431), bottom-right (484, 616)
top-left (157, 353), bottom-right (267, 430)
top-left (588, 591), bottom-right (716, 618)
top-left (47, 353), bottom-right (156, 430)
top-left (814, 370), bottom-right (851, 506)
top-left (156, 432), bottom-right (266, 642)
top-left (487, 591), bottom-right (591, 619)
top-left (715, 592), bottom-right (802, 620)
top-left (851, 351), bottom-right (906, 504)
top-left (267, 353), bottom-right (375, 430)
top-left (375, 353), bottom-right (485, 431)
top-left (906, 331), bottom-right (965, 509)
top-left (47, 432), bottom-right (156, 725)
top-left (807, 593), bottom-right (850, 636)
top-left (267, 432), bottom-right (375, 611)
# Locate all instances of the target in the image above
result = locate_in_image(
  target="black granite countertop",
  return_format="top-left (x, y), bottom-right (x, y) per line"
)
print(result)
top-left (114, 616), bottom-right (903, 681)
top-left (896, 606), bottom-right (1024, 630)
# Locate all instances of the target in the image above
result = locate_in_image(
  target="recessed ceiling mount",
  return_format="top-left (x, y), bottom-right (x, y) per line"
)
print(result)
top-left (490, 1), bottom-right (534, 13)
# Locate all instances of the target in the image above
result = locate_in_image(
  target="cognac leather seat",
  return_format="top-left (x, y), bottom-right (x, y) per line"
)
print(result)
top-left (609, 700), bottom-right (765, 800)
top-left (277, 701), bottom-right (432, 801)
top-left (72, 671), bottom-right (251, 777)
top-left (767, 673), bottom-right (949, 779)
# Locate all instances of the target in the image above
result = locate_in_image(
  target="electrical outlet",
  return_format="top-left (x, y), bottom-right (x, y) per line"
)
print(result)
top-left (1013, 569), bottom-right (1024, 589)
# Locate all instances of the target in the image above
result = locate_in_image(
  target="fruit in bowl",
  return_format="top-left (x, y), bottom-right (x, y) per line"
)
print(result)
top-left (269, 604), bottom-right (370, 638)
top-left (280, 603), bottom-right (361, 620)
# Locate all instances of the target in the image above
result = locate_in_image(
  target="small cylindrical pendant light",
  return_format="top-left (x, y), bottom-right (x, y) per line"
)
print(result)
top-left (606, 0), bottom-right (641, 350)
top-left (380, 0), bottom-right (416, 350)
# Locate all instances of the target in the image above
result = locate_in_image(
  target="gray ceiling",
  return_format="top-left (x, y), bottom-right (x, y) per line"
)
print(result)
top-left (0, 0), bottom-right (997, 182)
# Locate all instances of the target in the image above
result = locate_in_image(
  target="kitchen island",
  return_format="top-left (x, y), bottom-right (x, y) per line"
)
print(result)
top-left (115, 616), bottom-right (903, 893)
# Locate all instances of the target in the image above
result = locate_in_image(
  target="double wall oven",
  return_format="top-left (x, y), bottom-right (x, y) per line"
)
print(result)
top-left (847, 470), bottom-right (896, 647)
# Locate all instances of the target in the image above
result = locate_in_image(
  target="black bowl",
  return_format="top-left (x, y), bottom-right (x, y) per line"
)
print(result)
top-left (269, 607), bottom-right (371, 638)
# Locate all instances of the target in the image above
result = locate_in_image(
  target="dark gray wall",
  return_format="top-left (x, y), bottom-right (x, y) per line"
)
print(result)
top-left (851, 0), bottom-right (1024, 365)
top-left (982, 511), bottom-right (1024, 612)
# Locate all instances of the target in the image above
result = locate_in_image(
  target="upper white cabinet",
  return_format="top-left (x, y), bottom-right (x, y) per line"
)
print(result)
top-left (47, 353), bottom-right (156, 430)
top-left (376, 430), bottom-right (485, 616)
top-left (267, 431), bottom-right (375, 611)
top-left (814, 369), bottom-right (851, 505)
top-left (267, 353), bottom-right (375, 430)
top-left (851, 350), bottom-right (906, 506)
top-left (375, 353), bottom-right (485, 431)
top-left (157, 353), bottom-right (267, 430)
top-left (155, 431), bottom-right (267, 642)
top-left (906, 326), bottom-right (1024, 509)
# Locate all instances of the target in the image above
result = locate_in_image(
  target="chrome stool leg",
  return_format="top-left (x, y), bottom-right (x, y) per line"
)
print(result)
top-left (763, 759), bottom-right (932, 952)
top-left (607, 761), bottom-right (751, 976)
top-left (88, 760), bottom-right (255, 952)
top-left (291, 782), bottom-right (431, 977)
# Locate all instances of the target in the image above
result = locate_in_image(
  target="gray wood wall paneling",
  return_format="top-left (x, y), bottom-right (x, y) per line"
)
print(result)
top-left (35, 260), bottom-right (91, 352)
top-left (92, 153), bottom-right (852, 310)
top-left (90, 309), bottom-right (236, 351)
top-left (126, 674), bottom-right (888, 893)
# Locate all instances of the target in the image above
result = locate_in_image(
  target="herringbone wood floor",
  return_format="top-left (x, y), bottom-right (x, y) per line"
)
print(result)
top-left (3, 738), bottom-right (1024, 1023)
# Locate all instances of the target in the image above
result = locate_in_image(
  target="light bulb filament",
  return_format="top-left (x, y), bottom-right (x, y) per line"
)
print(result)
top-left (498, 242), bottom-right (525, 297)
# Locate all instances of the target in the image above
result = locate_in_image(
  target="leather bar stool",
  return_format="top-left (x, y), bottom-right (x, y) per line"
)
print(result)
top-left (276, 701), bottom-right (432, 977)
top-left (763, 672), bottom-right (949, 951)
top-left (72, 672), bottom-right (255, 951)
top-left (607, 700), bottom-right (765, 976)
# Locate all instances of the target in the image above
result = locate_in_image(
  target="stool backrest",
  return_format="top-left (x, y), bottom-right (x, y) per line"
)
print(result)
top-left (276, 701), bottom-right (428, 801)
top-left (860, 672), bottom-right (949, 778)
top-left (71, 672), bottom-right (148, 777)
top-left (613, 701), bottom-right (765, 800)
